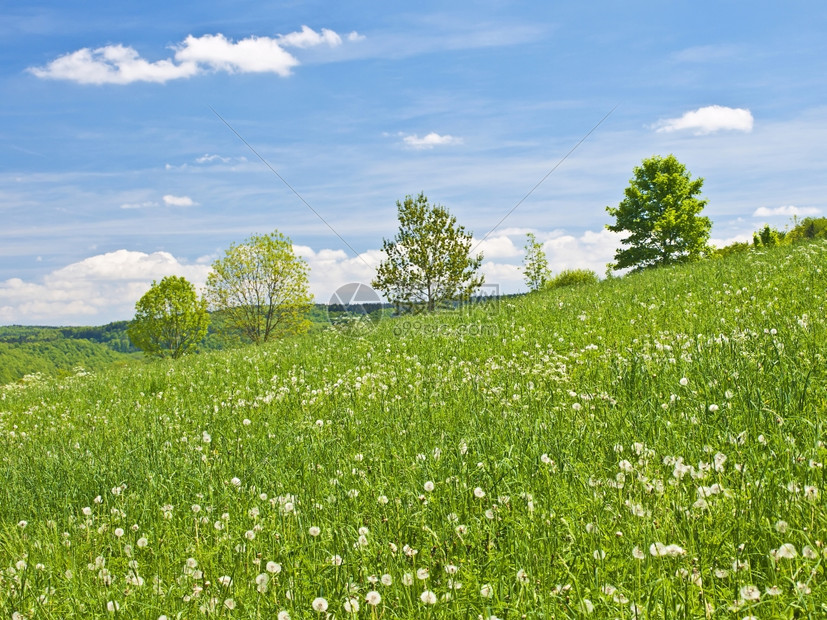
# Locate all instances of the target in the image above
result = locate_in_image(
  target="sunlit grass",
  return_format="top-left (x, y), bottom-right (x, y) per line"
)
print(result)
top-left (1, 241), bottom-right (826, 618)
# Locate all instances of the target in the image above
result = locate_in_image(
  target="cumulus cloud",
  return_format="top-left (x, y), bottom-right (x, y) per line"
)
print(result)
top-left (654, 105), bottom-right (754, 135)
top-left (401, 132), bottom-right (463, 149)
top-left (470, 235), bottom-right (523, 259)
top-left (541, 229), bottom-right (623, 278)
top-left (753, 205), bottom-right (820, 217)
top-left (0, 250), bottom-right (211, 325)
top-left (162, 194), bottom-right (197, 207)
top-left (28, 26), bottom-right (360, 84)
top-left (293, 245), bottom-right (381, 303)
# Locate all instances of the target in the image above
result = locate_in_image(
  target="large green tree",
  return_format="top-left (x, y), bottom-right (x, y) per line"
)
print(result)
top-left (372, 193), bottom-right (484, 313)
top-left (206, 231), bottom-right (312, 344)
top-left (127, 275), bottom-right (209, 359)
top-left (606, 154), bottom-right (711, 272)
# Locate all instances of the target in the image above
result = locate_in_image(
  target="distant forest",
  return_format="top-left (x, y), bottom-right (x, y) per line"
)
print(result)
top-left (0, 304), bottom-right (390, 385)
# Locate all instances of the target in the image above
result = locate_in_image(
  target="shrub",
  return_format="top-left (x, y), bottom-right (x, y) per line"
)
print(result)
top-left (546, 269), bottom-right (599, 289)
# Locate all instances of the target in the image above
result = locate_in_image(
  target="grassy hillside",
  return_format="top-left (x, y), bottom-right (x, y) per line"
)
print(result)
top-left (1, 242), bottom-right (826, 618)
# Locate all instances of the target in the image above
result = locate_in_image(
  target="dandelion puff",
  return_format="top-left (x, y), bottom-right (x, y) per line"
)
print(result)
top-left (516, 569), bottom-right (529, 583)
top-left (366, 591), bottom-right (381, 606)
top-left (308, 526), bottom-right (321, 537)
top-left (420, 590), bottom-right (437, 605)
top-left (473, 486), bottom-right (485, 498)
top-left (344, 598), bottom-right (360, 613)
top-left (775, 543), bottom-right (797, 559)
top-left (311, 597), bottom-right (328, 612)
top-left (416, 568), bottom-right (429, 580)
top-left (632, 546), bottom-right (645, 560)
top-left (480, 583), bottom-right (493, 598)
top-left (739, 585), bottom-right (760, 601)
top-left (223, 599), bottom-right (235, 610)
top-left (765, 585), bottom-right (782, 596)
top-left (402, 572), bottom-right (413, 586)
top-left (424, 481), bottom-right (435, 492)
top-left (106, 601), bottom-right (120, 613)
top-left (277, 612), bottom-right (290, 620)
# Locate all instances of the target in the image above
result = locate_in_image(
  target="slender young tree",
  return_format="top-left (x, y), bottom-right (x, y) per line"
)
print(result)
top-left (206, 231), bottom-right (312, 344)
top-left (606, 154), bottom-right (711, 272)
top-left (521, 232), bottom-right (551, 291)
top-left (128, 275), bottom-right (209, 359)
top-left (372, 193), bottom-right (484, 313)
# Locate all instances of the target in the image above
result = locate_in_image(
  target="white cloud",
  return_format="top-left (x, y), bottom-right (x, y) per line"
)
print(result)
top-left (293, 245), bottom-right (381, 303)
top-left (471, 235), bottom-right (523, 259)
top-left (162, 194), bottom-right (197, 207)
top-left (28, 27), bottom-right (359, 84)
top-left (709, 233), bottom-right (752, 248)
top-left (277, 25), bottom-right (344, 49)
top-left (28, 44), bottom-right (199, 84)
top-left (654, 105), bottom-right (754, 135)
top-left (753, 205), bottom-right (820, 217)
top-left (195, 153), bottom-right (247, 165)
top-left (0, 250), bottom-right (211, 325)
top-left (173, 34), bottom-right (299, 76)
top-left (541, 228), bottom-right (622, 278)
top-left (401, 132), bottom-right (463, 149)
top-left (120, 200), bottom-right (159, 210)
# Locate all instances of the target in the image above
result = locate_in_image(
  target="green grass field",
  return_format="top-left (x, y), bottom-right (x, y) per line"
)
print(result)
top-left (1, 241), bottom-right (826, 618)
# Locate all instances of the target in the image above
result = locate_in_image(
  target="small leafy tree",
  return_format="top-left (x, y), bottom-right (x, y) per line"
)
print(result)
top-left (752, 224), bottom-right (784, 248)
top-left (606, 154), bottom-right (711, 272)
top-left (786, 216), bottom-right (827, 243)
top-left (206, 231), bottom-right (312, 344)
top-left (372, 192), bottom-right (484, 313)
top-left (522, 233), bottom-right (551, 292)
top-left (128, 275), bottom-right (209, 359)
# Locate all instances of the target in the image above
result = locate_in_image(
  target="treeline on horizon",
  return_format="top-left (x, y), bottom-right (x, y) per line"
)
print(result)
top-left (0, 304), bottom-right (390, 385)
top-left (2, 216), bottom-right (826, 386)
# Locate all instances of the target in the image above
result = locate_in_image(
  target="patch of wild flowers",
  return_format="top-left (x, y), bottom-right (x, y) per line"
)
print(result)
top-left (1, 241), bottom-right (826, 617)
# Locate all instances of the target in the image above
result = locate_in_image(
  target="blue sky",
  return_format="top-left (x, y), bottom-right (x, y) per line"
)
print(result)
top-left (2, 1), bottom-right (826, 325)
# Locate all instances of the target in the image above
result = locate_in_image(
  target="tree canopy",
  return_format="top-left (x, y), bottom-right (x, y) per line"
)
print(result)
top-left (606, 154), bottom-right (711, 272)
top-left (372, 193), bottom-right (484, 313)
top-left (205, 231), bottom-right (312, 344)
top-left (127, 275), bottom-right (209, 359)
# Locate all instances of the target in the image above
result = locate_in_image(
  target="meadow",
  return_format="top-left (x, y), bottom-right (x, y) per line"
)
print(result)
top-left (1, 241), bottom-right (825, 618)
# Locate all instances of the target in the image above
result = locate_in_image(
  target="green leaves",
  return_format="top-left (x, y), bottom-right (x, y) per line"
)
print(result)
top-left (127, 275), bottom-right (209, 358)
top-left (205, 231), bottom-right (312, 345)
top-left (522, 232), bottom-right (551, 292)
top-left (372, 193), bottom-right (484, 312)
top-left (607, 154), bottom-right (711, 272)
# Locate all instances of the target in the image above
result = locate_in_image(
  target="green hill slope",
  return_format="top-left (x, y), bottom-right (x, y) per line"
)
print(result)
top-left (1, 242), bottom-right (826, 617)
